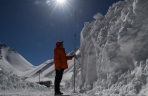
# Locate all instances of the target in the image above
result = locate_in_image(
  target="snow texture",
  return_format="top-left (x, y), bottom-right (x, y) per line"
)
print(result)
top-left (73, 0), bottom-right (148, 95)
top-left (0, 70), bottom-right (50, 95)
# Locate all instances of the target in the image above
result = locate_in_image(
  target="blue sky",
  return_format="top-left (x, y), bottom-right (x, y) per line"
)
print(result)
top-left (0, 0), bottom-right (122, 66)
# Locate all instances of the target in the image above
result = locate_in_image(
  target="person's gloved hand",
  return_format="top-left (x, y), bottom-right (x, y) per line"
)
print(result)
top-left (72, 54), bottom-right (76, 58)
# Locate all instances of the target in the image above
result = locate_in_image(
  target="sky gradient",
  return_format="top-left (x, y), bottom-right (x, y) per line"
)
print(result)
top-left (0, 0), bottom-right (122, 66)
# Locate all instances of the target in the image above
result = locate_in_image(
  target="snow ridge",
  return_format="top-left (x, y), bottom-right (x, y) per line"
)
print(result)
top-left (0, 42), bottom-right (34, 73)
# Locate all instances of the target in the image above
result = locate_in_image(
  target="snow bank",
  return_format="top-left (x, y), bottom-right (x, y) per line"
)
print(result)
top-left (75, 0), bottom-right (148, 95)
top-left (0, 70), bottom-right (48, 94)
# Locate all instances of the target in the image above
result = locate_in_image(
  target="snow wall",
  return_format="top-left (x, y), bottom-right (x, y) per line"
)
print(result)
top-left (77, 0), bottom-right (148, 95)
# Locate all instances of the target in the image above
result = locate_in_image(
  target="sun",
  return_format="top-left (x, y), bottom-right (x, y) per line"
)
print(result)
top-left (56, 0), bottom-right (66, 4)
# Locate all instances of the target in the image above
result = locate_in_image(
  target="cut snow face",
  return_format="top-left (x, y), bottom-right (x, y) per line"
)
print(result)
top-left (74, 0), bottom-right (148, 95)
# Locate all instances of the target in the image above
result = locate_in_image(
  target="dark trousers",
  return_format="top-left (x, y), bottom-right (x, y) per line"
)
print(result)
top-left (54, 69), bottom-right (64, 92)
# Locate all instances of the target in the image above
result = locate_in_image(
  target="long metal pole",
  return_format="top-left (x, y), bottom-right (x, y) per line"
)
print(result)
top-left (74, 12), bottom-right (76, 93)
top-left (39, 71), bottom-right (40, 83)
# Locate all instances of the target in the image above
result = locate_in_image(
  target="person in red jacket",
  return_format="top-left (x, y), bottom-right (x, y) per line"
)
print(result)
top-left (54, 41), bottom-right (74, 95)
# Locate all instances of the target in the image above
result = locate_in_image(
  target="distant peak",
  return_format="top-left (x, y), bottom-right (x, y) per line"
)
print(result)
top-left (0, 42), bottom-right (8, 48)
top-left (0, 42), bottom-right (17, 53)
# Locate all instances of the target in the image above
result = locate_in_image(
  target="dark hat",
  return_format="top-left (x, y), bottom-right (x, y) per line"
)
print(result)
top-left (56, 41), bottom-right (63, 47)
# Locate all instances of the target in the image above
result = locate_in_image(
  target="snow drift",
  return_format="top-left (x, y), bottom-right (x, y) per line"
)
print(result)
top-left (0, 70), bottom-right (48, 94)
top-left (74, 0), bottom-right (148, 95)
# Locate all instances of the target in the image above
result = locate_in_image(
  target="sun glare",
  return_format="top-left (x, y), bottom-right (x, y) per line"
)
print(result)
top-left (47, 0), bottom-right (69, 17)
top-left (57, 0), bottom-right (66, 4)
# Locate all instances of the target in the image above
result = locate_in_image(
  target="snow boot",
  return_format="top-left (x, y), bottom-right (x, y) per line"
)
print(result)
top-left (55, 91), bottom-right (63, 95)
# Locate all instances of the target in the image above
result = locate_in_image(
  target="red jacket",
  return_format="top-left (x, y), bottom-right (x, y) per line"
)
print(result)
top-left (54, 47), bottom-right (73, 69)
